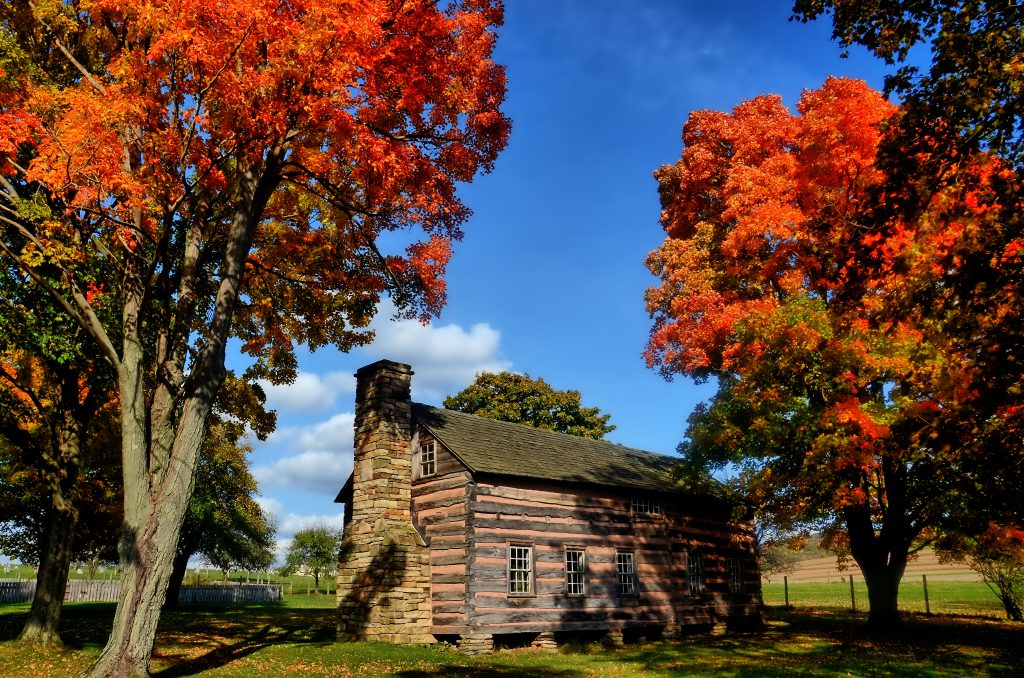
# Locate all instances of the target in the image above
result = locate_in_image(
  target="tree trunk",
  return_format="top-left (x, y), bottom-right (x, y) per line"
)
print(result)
top-left (86, 411), bottom-right (208, 678)
top-left (20, 396), bottom-right (85, 645)
top-left (860, 561), bottom-right (903, 628)
top-left (163, 549), bottom-right (192, 611)
top-left (844, 504), bottom-right (910, 630)
top-left (1001, 591), bottom-right (1023, 622)
top-left (86, 154), bottom-right (273, 678)
top-left (990, 575), bottom-right (1024, 622)
top-left (18, 505), bottom-right (79, 645)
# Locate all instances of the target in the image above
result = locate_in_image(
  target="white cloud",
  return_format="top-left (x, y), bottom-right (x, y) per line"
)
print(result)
top-left (254, 450), bottom-right (350, 497)
top-left (253, 413), bottom-right (355, 496)
top-left (258, 371), bottom-right (355, 412)
top-left (255, 496), bottom-right (283, 517)
top-left (295, 412), bottom-right (355, 452)
top-left (278, 512), bottom-right (345, 538)
top-left (361, 304), bottom-right (512, 401)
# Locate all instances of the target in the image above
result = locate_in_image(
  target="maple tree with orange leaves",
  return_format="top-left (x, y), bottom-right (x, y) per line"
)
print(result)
top-left (0, 1), bottom-right (508, 674)
top-left (645, 77), bottom-right (1021, 629)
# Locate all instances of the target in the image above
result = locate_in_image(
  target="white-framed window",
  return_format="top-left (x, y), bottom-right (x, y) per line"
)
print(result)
top-left (631, 497), bottom-right (661, 515)
top-left (687, 554), bottom-right (705, 595)
top-left (508, 544), bottom-right (534, 596)
top-left (727, 557), bottom-right (743, 593)
top-left (565, 547), bottom-right (586, 596)
top-left (616, 550), bottom-right (636, 596)
top-left (419, 441), bottom-right (436, 477)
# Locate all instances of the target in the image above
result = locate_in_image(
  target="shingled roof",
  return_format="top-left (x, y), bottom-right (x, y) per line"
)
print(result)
top-left (412, 403), bottom-right (683, 494)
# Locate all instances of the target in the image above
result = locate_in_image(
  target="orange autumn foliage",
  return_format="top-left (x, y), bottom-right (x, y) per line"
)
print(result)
top-left (1, 1), bottom-right (509, 673)
top-left (646, 78), bottom-right (1018, 625)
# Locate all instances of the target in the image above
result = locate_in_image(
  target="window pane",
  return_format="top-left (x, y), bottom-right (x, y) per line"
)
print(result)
top-left (631, 497), bottom-right (661, 515)
top-left (565, 549), bottom-right (585, 596)
top-left (508, 545), bottom-right (533, 595)
top-left (727, 558), bottom-right (743, 593)
top-left (616, 551), bottom-right (636, 595)
top-left (419, 442), bottom-right (436, 477)
top-left (687, 554), bottom-right (705, 595)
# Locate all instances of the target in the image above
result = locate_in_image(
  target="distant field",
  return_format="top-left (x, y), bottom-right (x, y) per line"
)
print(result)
top-left (762, 579), bottom-right (1006, 618)
top-left (760, 548), bottom-right (997, 617)
top-left (768, 548), bottom-right (978, 584)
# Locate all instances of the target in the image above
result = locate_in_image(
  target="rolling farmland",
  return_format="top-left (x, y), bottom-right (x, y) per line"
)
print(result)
top-left (765, 549), bottom-right (979, 584)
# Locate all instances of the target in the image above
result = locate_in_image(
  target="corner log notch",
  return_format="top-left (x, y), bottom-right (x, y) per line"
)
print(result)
top-left (336, 360), bottom-right (433, 643)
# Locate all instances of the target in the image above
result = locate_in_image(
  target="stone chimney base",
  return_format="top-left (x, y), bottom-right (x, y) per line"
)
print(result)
top-left (336, 519), bottom-right (433, 643)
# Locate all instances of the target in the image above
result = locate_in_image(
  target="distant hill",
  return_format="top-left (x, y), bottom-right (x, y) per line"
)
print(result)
top-left (766, 546), bottom-right (979, 583)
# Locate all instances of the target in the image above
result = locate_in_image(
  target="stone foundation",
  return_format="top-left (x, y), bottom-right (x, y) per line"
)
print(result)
top-left (531, 631), bottom-right (558, 651)
top-left (457, 633), bottom-right (494, 655)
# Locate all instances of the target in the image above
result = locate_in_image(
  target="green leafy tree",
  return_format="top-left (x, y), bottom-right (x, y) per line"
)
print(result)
top-left (283, 524), bottom-right (340, 594)
top-left (444, 372), bottom-right (615, 439)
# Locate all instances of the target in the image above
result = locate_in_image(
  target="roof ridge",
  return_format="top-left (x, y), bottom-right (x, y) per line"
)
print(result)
top-left (410, 402), bottom-right (687, 494)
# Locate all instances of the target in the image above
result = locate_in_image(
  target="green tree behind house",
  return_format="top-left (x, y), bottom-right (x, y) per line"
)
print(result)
top-left (444, 372), bottom-right (615, 440)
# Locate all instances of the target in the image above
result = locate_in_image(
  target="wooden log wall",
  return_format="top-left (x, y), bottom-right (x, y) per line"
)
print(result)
top-left (461, 479), bottom-right (761, 635)
top-left (411, 434), bottom-right (472, 635)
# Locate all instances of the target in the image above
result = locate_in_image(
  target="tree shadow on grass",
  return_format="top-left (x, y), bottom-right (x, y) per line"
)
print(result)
top-left (150, 606), bottom-right (336, 677)
top-left (0, 602), bottom-right (117, 649)
top-left (0, 601), bottom-right (337, 676)
top-left (394, 668), bottom-right (585, 678)
top-left (775, 607), bottom-right (1024, 676)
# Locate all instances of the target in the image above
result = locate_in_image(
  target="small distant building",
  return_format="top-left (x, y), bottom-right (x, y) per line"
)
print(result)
top-left (335, 360), bottom-right (762, 653)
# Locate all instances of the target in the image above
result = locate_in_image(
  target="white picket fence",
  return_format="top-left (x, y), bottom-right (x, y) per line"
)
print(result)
top-left (0, 579), bottom-right (283, 604)
top-left (0, 581), bottom-right (34, 604)
top-left (178, 584), bottom-right (283, 604)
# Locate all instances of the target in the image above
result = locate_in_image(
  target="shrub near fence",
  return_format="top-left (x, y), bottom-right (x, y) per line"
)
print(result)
top-left (0, 580), bottom-right (283, 605)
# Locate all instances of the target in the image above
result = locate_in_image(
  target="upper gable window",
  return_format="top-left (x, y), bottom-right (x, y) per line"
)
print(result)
top-left (631, 497), bottom-right (661, 516)
top-left (419, 441), bottom-right (436, 477)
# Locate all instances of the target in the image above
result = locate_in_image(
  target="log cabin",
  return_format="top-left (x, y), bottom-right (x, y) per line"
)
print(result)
top-left (335, 360), bottom-right (762, 653)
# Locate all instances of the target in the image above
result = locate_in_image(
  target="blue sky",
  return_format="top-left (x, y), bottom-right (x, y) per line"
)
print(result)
top-left (242, 1), bottom-right (894, 560)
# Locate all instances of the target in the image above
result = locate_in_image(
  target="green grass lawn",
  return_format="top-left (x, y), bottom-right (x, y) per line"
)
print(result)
top-left (761, 580), bottom-right (1007, 618)
top-left (0, 597), bottom-right (1021, 677)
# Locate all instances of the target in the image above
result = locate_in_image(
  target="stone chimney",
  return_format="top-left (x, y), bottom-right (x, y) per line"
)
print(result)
top-left (336, 360), bottom-right (433, 643)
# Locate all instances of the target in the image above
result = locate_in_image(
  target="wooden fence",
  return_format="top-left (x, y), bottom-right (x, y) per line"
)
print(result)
top-left (178, 584), bottom-right (283, 604)
top-left (0, 579), bottom-right (283, 605)
top-left (0, 581), bottom-right (34, 604)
